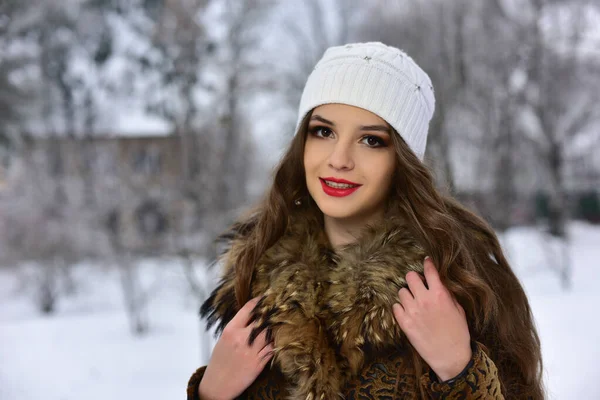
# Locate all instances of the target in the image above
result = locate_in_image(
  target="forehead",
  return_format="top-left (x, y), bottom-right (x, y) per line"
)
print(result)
top-left (311, 104), bottom-right (388, 126)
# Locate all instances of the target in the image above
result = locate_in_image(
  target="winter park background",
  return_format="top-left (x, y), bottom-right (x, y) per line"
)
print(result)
top-left (1, 0), bottom-right (599, 399)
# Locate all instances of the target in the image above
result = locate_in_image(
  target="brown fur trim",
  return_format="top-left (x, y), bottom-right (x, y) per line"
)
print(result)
top-left (201, 215), bottom-right (426, 400)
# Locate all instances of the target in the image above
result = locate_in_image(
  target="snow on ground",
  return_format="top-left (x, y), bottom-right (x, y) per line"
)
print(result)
top-left (1, 223), bottom-right (599, 399)
top-left (502, 223), bottom-right (600, 399)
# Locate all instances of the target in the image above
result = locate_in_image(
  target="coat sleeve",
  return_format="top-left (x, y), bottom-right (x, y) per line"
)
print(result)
top-left (419, 341), bottom-right (504, 399)
top-left (186, 366), bottom-right (207, 400)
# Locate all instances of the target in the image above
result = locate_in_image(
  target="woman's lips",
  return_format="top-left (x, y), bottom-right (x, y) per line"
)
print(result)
top-left (321, 177), bottom-right (360, 185)
top-left (319, 178), bottom-right (361, 197)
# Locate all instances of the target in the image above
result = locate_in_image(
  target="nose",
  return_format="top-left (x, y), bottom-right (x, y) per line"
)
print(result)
top-left (328, 141), bottom-right (354, 171)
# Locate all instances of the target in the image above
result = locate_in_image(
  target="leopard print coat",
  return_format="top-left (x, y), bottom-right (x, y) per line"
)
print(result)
top-left (187, 214), bottom-right (506, 399)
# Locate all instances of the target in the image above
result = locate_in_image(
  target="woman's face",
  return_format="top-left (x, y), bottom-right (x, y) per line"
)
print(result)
top-left (304, 104), bottom-right (396, 224)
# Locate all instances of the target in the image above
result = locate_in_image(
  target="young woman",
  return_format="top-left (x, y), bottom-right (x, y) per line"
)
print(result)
top-left (187, 42), bottom-right (545, 400)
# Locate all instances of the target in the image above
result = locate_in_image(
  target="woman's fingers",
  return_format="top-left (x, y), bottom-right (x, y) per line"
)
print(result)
top-left (258, 342), bottom-right (274, 362)
top-left (392, 303), bottom-right (405, 323)
top-left (405, 270), bottom-right (427, 297)
top-left (229, 297), bottom-right (261, 329)
top-left (398, 287), bottom-right (414, 306)
top-left (248, 326), bottom-right (269, 349)
top-left (423, 257), bottom-right (442, 290)
top-left (244, 323), bottom-right (273, 366)
top-left (201, 299), bottom-right (273, 399)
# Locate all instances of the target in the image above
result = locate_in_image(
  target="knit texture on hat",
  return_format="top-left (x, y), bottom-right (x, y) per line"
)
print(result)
top-left (296, 42), bottom-right (435, 160)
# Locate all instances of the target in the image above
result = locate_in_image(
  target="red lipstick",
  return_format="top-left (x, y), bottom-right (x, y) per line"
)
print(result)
top-left (322, 177), bottom-right (360, 185)
top-left (319, 177), bottom-right (362, 197)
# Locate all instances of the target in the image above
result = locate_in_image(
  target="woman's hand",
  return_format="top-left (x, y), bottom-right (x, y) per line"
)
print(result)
top-left (392, 257), bottom-right (472, 382)
top-left (199, 297), bottom-right (274, 400)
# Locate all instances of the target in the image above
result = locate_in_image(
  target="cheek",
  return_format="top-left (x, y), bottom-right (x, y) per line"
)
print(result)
top-left (371, 157), bottom-right (395, 192)
top-left (303, 141), bottom-right (322, 174)
top-left (303, 151), bottom-right (312, 174)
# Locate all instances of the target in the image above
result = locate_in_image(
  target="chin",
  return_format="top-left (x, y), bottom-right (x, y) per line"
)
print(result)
top-left (321, 209), bottom-right (357, 220)
top-left (314, 198), bottom-right (362, 220)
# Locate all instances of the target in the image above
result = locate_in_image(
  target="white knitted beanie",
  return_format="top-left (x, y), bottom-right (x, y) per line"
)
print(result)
top-left (296, 42), bottom-right (435, 160)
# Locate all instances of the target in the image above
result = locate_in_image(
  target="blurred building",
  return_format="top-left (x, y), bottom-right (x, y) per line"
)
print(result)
top-left (0, 164), bottom-right (6, 191)
top-left (8, 134), bottom-right (203, 255)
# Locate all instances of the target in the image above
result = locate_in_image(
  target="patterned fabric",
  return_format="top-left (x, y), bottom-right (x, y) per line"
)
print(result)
top-left (186, 341), bottom-right (504, 399)
top-left (420, 342), bottom-right (504, 399)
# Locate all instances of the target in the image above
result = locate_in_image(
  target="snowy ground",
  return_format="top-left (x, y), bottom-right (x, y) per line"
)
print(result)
top-left (1, 223), bottom-right (598, 399)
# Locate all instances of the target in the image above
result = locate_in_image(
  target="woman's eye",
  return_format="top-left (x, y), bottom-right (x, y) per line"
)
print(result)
top-left (361, 135), bottom-right (386, 147)
top-left (310, 126), bottom-right (334, 138)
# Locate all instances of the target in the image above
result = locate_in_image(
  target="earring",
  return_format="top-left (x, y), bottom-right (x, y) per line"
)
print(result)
top-left (294, 198), bottom-right (302, 206)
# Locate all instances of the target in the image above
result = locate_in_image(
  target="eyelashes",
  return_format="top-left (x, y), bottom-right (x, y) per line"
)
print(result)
top-left (309, 126), bottom-right (334, 138)
top-left (308, 126), bottom-right (388, 148)
top-left (361, 135), bottom-right (387, 148)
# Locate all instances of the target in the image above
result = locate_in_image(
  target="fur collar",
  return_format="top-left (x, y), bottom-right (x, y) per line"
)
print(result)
top-left (201, 214), bottom-right (426, 399)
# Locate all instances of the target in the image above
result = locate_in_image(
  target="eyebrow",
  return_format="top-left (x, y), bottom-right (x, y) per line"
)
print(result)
top-left (310, 114), bottom-right (391, 135)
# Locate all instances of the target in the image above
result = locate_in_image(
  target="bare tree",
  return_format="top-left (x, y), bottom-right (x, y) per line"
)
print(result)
top-left (453, 0), bottom-right (534, 230)
top-left (517, 0), bottom-right (600, 289)
top-left (0, 142), bottom-right (88, 313)
top-left (359, 0), bottom-right (474, 192)
top-left (271, 0), bottom-right (364, 132)
top-left (0, 0), bottom-right (35, 161)
top-left (0, 59), bottom-right (28, 156)
top-left (212, 0), bottom-right (275, 212)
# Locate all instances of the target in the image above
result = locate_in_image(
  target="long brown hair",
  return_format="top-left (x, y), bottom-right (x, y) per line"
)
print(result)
top-left (225, 112), bottom-right (544, 399)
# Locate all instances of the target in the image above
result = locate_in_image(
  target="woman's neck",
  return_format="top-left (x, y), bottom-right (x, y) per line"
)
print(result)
top-left (324, 210), bottom-right (385, 250)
